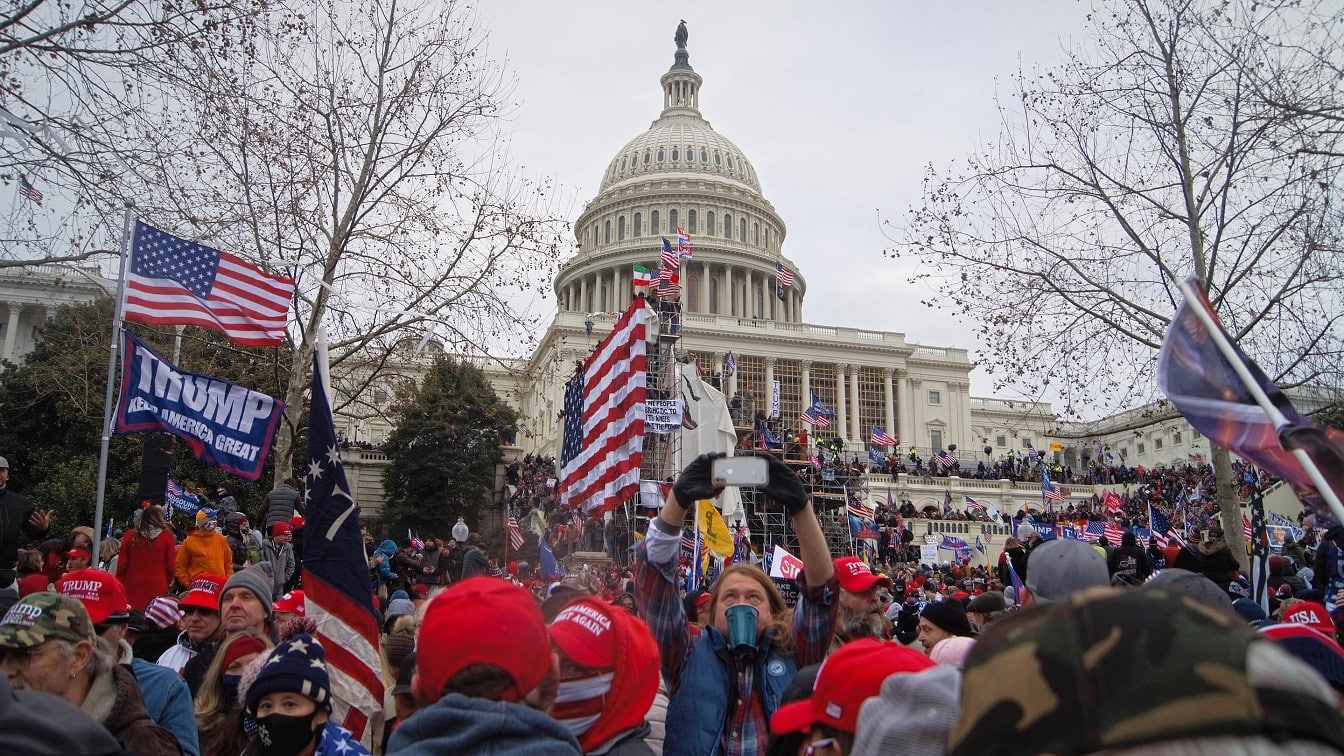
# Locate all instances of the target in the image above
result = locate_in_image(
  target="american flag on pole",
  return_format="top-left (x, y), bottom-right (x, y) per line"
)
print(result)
top-left (18, 175), bottom-right (42, 205)
top-left (934, 449), bottom-right (958, 468)
top-left (661, 237), bottom-right (678, 269)
top-left (871, 426), bottom-right (896, 447)
top-left (506, 512), bottom-right (525, 551)
top-left (1148, 504), bottom-right (1181, 548)
top-left (657, 267), bottom-right (680, 297)
top-left (677, 227), bottom-right (692, 259)
top-left (1041, 468), bottom-right (1067, 501)
top-left (559, 301), bottom-right (647, 516)
top-left (776, 261), bottom-right (794, 289)
top-left (800, 391), bottom-right (834, 428)
top-left (302, 337), bottom-right (383, 747)
top-left (125, 221), bottom-right (294, 347)
top-left (846, 492), bottom-right (875, 521)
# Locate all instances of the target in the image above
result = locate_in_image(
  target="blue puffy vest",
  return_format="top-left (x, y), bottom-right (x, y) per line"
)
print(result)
top-left (663, 626), bottom-right (796, 756)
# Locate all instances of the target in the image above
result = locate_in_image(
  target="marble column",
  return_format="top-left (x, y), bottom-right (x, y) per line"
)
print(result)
top-left (800, 361), bottom-right (812, 431)
top-left (835, 363), bottom-right (848, 447)
top-left (897, 369), bottom-right (912, 448)
top-left (700, 261), bottom-right (710, 316)
top-left (883, 368), bottom-right (895, 447)
top-left (746, 269), bottom-right (755, 318)
top-left (1, 303), bottom-right (18, 362)
top-left (579, 276), bottom-right (588, 314)
top-left (725, 266), bottom-right (734, 317)
top-left (849, 366), bottom-right (862, 443)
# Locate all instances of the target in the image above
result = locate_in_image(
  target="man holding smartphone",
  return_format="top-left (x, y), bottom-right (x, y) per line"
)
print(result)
top-left (635, 452), bottom-right (838, 756)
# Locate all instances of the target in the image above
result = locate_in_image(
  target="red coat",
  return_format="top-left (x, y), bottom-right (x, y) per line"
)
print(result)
top-left (116, 529), bottom-right (177, 612)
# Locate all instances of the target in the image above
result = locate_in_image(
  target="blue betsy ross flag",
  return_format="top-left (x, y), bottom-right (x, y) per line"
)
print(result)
top-left (302, 339), bottom-right (384, 746)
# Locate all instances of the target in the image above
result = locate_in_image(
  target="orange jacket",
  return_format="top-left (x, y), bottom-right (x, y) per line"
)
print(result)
top-left (174, 529), bottom-right (233, 589)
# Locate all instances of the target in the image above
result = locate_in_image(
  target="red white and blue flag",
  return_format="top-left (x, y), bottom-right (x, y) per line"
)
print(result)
top-left (935, 449), bottom-right (958, 468)
top-left (559, 301), bottom-right (648, 516)
top-left (661, 237), bottom-right (678, 269)
top-left (800, 391), bottom-right (834, 428)
top-left (125, 221), bottom-right (293, 347)
top-left (871, 426), bottom-right (897, 447)
top-left (18, 175), bottom-right (42, 205)
top-left (677, 227), bottom-right (692, 260)
top-left (506, 512), bottom-right (525, 551)
top-left (1103, 490), bottom-right (1124, 514)
top-left (302, 339), bottom-right (383, 747)
top-left (776, 261), bottom-right (794, 289)
top-left (657, 267), bottom-right (680, 297)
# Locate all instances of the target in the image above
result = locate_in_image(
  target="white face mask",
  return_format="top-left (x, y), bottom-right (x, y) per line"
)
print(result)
top-left (552, 671), bottom-right (614, 737)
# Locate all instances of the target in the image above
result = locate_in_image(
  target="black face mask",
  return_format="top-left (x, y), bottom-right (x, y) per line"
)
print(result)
top-left (254, 711), bottom-right (319, 756)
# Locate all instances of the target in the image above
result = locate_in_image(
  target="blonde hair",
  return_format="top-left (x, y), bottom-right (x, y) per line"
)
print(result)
top-left (707, 564), bottom-right (795, 655)
top-left (196, 631), bottom-right (271, 750)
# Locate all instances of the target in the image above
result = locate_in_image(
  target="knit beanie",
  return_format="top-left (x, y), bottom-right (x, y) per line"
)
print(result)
top-left (245, 632), bottom-right (331, 714)
top-left (1260, 624), bottom-right (1344, 692)
top-left (920, 600), bottom-right (974, 637)
top-left (383, 628), bottom-right (416, 672)
top-left (221, 567), bottom-right (273, 616)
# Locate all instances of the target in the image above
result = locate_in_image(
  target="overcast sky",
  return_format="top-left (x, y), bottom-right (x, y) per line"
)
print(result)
top-left (474, 1), bottom-right (1095, 402)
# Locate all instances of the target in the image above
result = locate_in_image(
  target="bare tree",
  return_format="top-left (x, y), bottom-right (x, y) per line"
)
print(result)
top-left (137, 0), bottom-right (565, 483)
top-left (891, 0), bottom-right (1344, 565)
top-left (0, 0), bottom-right (262, 269)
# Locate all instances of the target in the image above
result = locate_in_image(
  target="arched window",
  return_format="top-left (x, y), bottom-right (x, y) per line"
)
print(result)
top-left (706, 212), bottom-right (715, 236)
top-left (604, 220), bottom-right (611, 244)
top-left (708, 277), bottom-right (719, 314)
top-left (753, 222), bottom-right (760, 245)
top-left (688, 275), bottom-right (700, 311)
top-left (634, 212), bottom-right (642, 237)
top-left (672, 148), bottom-right (680, 161)
top-left (652, 210), bottom-right (660, 235)
top-left (600, 284), bottom-right (608, 312)
top-left (618, 216), bottom-right (626, 241)
top-left (739, 218), bottom-right (747, 241)
top-left (686, 146), bottom-right (693, 161)
top-left (670, 209), bottom-right (679, 233)
top-left (754, 287), bottom-right (764, 318)
top-left (619, 157), bottom-right (627, 172)
top-left (727, 156), bottom-right (734, 171)
top-left (700, 149), bottom-right (708, 163)
top-left (723, 213), bottom-right (732, 238)
top-left (713, 151), bottom-right (721, 166)
top-left (657, 148), bottom-right (665, 162)
top-left (688, 210), bottom-right (697, 234)
top-left (643, 150), bottom-right (651, 165)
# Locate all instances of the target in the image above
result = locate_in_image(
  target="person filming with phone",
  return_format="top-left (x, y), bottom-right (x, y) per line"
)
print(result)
top-left (635, 452), bottom-right (837, 756)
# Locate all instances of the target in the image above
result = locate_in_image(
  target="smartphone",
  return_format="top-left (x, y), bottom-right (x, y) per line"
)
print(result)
top-left (712, 456), bottom-right (769, 487)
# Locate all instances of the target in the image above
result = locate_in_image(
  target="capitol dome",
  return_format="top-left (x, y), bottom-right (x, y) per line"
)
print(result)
top-left (556, 27), bottom-right (804, 324)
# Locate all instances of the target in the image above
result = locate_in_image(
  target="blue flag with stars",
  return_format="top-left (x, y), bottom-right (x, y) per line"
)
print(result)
top-left (302, 338), bottom-right (384, 745)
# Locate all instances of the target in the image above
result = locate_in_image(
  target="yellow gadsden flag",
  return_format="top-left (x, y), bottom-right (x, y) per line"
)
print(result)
top-left (697, 500), bottom-right (736, 558)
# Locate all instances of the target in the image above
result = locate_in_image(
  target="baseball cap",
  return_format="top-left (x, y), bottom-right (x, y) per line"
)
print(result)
top-left (391, 651), bottom-right (417, 697)
top-left (548, 598), bottom-right (618, 669)
top-left (833, 557), bottom-right (893, 593)
top-left (272, 522), bottom-right (292, 536)
top-left (64, 549), bottom-right (91, 562)
top-left (56, 569), bottom-right (130, 625)
top-left (967, 591), bottom-right (1007, 615)
top-left (1024, 538), bottom-right (1108, 603)
top-left (0, 592), bottom-right (96, 649)
top-left (179, 574), bottom-right (226, 612)
top-left (1283, 600), bottom-right (1336, 636)
top-left (771, 638), bottom-right (934, 735)
top-left (272, 590), bottom-right (305, 616)
top-left (414, 577), bottom-right (551, 705)
top-left (0, 456), bottom-right (8, 469)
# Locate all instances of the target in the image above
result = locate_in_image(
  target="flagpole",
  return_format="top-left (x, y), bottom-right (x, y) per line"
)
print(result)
top-left (691, 501), bottom-right (701, 591)
top-left (1176, 278), bottom-right (1344, 525)
top-left (91, 203), bottom-right (135, 561)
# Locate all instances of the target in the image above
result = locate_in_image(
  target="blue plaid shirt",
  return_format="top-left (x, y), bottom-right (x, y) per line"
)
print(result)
top-left (636, 526), bottom-right (837, 756)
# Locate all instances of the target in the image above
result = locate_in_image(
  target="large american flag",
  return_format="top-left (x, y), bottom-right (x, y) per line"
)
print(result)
top-left (506, 513), bottom-right (525, 551)
top-left (657, 267), bottom-right (680, 297)
top-left (661, 237), bottom-right (678, 269)
top-left (559, 302), bottom-right (647, 516)
top-left (871, 426), bottom-right (896, 447)
top-left (1148, 504), bottom-right (1181, 548)
top-left (1083, 521), bottom-right (1126, 544)
top-left (776, 261), bottom-right (794, 289)
top-left (125, 221), bottom-right (293, 347)
top-left (302, 340), bottom-right (383, 748)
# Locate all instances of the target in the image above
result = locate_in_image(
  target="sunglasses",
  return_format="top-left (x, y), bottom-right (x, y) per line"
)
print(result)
top-left (181, 606), bottom-right (216, 616)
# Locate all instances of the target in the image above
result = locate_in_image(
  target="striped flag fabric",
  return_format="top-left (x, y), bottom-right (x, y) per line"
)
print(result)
top-left (1148, 504), bottom-right (1175, 548)
top-left (506, 514), bottom-right (525, 551)
top-left (661, 237), bottom-right (678, 268)
top-left (1243, 515), bottom-right (1253, 541)
top-left (18, 175), bottom-right (42, 205)
top-left (799, 391), bottom-right (835, 428)
top-left (776, 261), bottom-right (794, 288)
top-left (934, 449), bottom-right (958, 468)
top-left (301, 339), bottom-right (383, 747)
top-left (1041, 468), bottom-right (1067, 501)
top-left (658, 267), bottom-right (680, 297)
top-left (677, 227), bottom-right (692, 259)
top-left (964, 496), bottom-right (985, 516)
top-left (846, 493), bottom-right (875, 521)
top-left (871, 426), bottom-right (897, 446)
top-left (1083, 521), bottom-right (1105, 542)
top-left (125, 221), bottom-right (294, 347)
top-left (559, 301), bottom-right (647, 516)
top-left (632, 264), bottom-right (652, 286)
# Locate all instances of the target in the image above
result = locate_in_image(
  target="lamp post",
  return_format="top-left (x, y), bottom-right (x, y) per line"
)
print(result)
top-left (452, 517), bottom-right (469, 543)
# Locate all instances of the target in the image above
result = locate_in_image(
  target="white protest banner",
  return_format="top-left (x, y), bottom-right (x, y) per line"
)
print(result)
top-left (645, 399), bottom-right (681, 434)
top-left (920, 544), bottom-right (940, 565)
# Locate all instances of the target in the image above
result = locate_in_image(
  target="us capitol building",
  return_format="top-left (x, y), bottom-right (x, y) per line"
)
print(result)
top-left (3, 27), bottom-right (1255, 522)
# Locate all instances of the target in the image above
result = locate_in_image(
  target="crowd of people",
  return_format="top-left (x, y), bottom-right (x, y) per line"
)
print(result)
top-left (5, 446), bottom-right (1344, 755)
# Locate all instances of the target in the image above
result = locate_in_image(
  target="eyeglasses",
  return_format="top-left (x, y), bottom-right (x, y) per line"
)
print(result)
top-left (181, 606), bottom-right (216, 616)
top-left (804, 738), bottom-right (837, 756)
top-left (0, 643), bottom-right (62, 669)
